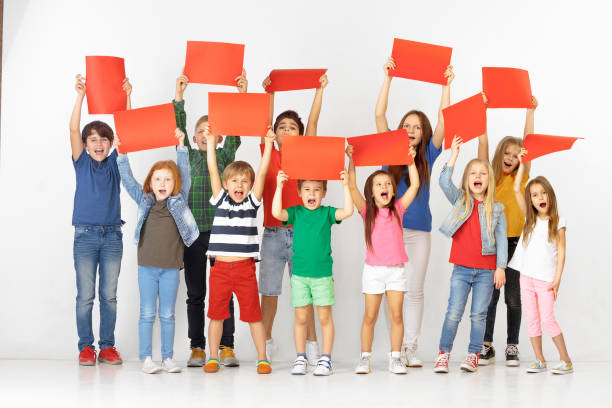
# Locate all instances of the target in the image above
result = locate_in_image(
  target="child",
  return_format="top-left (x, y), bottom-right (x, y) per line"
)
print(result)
top-left (272, 169), bottom-right (354, 376)
top-left (69, 74), bottom-right (131, 366)
top-left (376, 58), bottom-right (454, 366)
top-left (477, 95), bottom-right (538, 366)
top-left (116, 130), bottom-right (199, 374)
top-left (346, 144), bottom-right (419, 374)
top-left (509, 154), bottom-right (572, 374)
top-left (173, 70), bottom-right (247, 367)
top-left (203, 127), bottom-right (276, 375)
top-left (434, 136), bottom-right (507, 373)
top-left (259, 74), bottom-right (328, 364)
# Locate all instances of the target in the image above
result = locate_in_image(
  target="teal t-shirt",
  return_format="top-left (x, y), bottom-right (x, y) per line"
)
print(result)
top-left (283, 205), bottom-right (340, 278)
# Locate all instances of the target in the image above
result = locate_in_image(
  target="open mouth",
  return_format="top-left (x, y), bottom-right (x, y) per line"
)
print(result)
top-left (409, 136), bottom-right (415, 141)
top-left (539, 202), bottom-right (547, 209)
top-left (234, 190), bottom-right (244, 200)
top-left (308, 198), bottom-right (316, 206)
top-left (94, 149), bottom-right (104, 155)
top-left (158, 189), bottom-right (167, 195)
top-left (473, 181), bottom-right (482, 188)
top-left (381, 192), bottom-right (389, 200)
top-left (503, 161), bottom-right (513, 169)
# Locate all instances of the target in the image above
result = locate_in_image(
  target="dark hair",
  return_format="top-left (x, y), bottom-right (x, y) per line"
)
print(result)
top-left (387, 110), bottom-right (432, 190)
top-left (297, 180), bottom-right (327, 190)
top-left (363, 170), bottom-right (401, 250)
top-left (81, 121), bottom-right (114, 144)
top-left (274, 110), bottom-right (304, 135)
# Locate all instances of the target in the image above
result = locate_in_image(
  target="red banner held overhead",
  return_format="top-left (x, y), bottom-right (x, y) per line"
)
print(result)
top-left (281, 136), bottom-right (346, 180)
top-left (208, 93), bottom-right (270, 137)
top-left (114, 103), bottom-right (177, 154)
top-left (85, 56), bottom-right (126, 114)
top-left (389, 38), bottom-right (452, 85)
top-left (482, 67), bottom-right (534, 108)
top-left (522, 134), bottom-right (582, 162)
top-left (442, 94), bottom-right (487, 149)
top-left (265, 69), bottom-right (328, 92)
top-left (349, 129), bottom-right (413, 166)
top-left (184, 41), bottom-right (244, 86)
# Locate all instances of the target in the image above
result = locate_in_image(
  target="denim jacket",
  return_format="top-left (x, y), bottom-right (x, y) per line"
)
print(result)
top-left (117, 146), bottom-right (199, 247)
top-left (438, 165), bottom-right (508, 268)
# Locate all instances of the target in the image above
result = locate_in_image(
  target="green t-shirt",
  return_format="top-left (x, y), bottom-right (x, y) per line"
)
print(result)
top-left (283, 205), bottom-right (340, 278)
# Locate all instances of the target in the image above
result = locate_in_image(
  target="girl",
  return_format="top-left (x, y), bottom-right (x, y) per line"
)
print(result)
top-left (509, 154), bottom-right (572, 374)
top-left (477, 95), bottom-right (538, 366)
top-left (376, 57), bottom-right (454, 366)
top-left (434, 136), bottom-right (507, 373)
top-left (258, 74), bottom-right (328, 364)
top-left (116, 130), bottom-right (199, 374)
top-left (346, 145), bottom-right (419, 375)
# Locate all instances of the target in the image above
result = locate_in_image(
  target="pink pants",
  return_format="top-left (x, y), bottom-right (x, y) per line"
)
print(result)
top-left (519, 274), bottom-right (562, 338)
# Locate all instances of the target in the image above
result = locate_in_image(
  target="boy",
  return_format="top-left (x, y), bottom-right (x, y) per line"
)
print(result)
top-left (271, 169), bottom-right (353, 376)
top-left (69, 74), bottom-right (131, 365)
top-left (173, 71), bottom-right (247, 367)
top-left (203, 126), bottom-right (276, 374)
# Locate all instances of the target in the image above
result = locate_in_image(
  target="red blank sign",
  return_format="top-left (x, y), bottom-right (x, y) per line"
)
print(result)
top-left (113, 103), bottom-right (177, 154)
top-left (482, 67), bottom-right (533, 108)
top-left (522, 134), bottom-right (582, 162)
top-left (265, 69), bottom-right (327, 92)
top-left (349, 129), bottom-right (413, 166)
top-left (282, 136), bottom-right (346, 180)
top-left (389, 38), bottom-right (452, 85)
top-left (85, 56), bottom-right (126, 114)
top-left (208, 93), bottom-right (270, 137)
top-left (184, 41), bottom-right (244, 86)
top-left (442, 94), bottom-right (487, 149)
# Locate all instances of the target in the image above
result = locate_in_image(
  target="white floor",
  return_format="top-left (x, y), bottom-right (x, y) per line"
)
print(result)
top-left (0, 360), bottom-right (605, 407)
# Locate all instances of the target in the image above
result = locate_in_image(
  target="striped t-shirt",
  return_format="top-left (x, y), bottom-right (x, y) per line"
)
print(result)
top-left (207, 190), bottom-right (261, 258)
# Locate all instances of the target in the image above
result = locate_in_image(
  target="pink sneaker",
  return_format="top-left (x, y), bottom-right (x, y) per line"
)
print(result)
top-left (460, 353), bottom-right (479, 372)
top-left (434, 351), bottom-right (450, 373)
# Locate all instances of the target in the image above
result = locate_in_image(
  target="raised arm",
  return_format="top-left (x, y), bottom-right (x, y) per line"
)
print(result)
top-left (439, 136), bottom-right (464, 203)
top-left (70, 75), bottom-right (86, 161)
top-left (374, 58), bottom-right (394, 133)
top-left (205, 125), bottom-right (222, 198)
top-left (253, 128), bottom-right (276, 200)
top-left (218, 70), bottom-right (247, 160)
top-left (304, 74), bottom-right (328, 136)
top-left (400, 147), bottom-right (420, 210)
top-left (477, 92), bottom-right (489, 162)
top-left (261, 75), bottom-right (275, 145)
top-left (522, 96), bottom-right (538, 175)
top-left (123, 78), bottom-right (132, 110)
top-left (173, 74), bottom-right (191, 149)
top-left (174, 129), bottom-right (191, 199)
top-left (346, 145), bottom-right (366, 212)
top-left (431, 65), bottom-right (455, 149)
top-left (272, 170), bottom-right (289, 222)
top-left (513, 148), bottom-right (529, 215)
top-left (550, 227), bottom-right (566, 300)
top-left (115, 136), bottom-right (144, 204)
top-left (335, 170), bottom-right (354, 221)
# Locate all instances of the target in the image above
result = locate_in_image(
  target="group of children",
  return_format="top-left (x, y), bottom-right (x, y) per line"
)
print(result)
top-left (69, 56), bottom-right (572, 377)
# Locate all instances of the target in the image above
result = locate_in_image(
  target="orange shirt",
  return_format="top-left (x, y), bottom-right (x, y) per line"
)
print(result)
top-left (261, 145), bottom-right (301, 227)
top-left (496, 172), bottom-right (528, 237)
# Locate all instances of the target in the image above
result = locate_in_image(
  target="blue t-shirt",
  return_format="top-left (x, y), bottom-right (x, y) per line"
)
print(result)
top-left (383, 138), bottom-right (442, 232)
top-left (72, 150), bottom-right (122, 226)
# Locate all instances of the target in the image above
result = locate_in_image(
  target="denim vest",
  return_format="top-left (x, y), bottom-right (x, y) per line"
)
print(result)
top-left (117, 146), bottom-right (199, 247)
top-left (438, 165), bottom-right (508, 268)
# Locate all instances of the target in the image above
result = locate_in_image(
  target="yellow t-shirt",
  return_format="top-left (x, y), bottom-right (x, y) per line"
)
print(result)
top-left (496, 172), bottom-right (528, 237)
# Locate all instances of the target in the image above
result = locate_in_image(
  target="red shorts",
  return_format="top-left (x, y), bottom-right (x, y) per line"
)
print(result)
top-left (208, 258), bottom-right (262, 323)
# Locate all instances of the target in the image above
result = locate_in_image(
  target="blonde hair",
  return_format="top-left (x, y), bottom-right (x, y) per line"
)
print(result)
top-left (452, 159), bottom-right (496, 238)
top-left (492, 136), bottom-right (523, 186)
top-left (143, 160), bottom-right (182, 196)
top-left (222, 161), bottom-right (255, 184)
top-left (195, 115), bottom-right (208, 131)
top-left (522, 176), bottom-right (560, 246)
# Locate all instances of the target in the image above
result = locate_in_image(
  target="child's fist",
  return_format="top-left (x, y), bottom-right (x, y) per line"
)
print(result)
top-left (236, 69), bottom-right (248, 93)
top-left (383, 57), bottom-right (396, 76)
top-left (451, 135), bottom-right (463, 155)
top-left (481, 92), bottom-right (488, 105)
top-left (409, 146), bottom-right (416, 159)
top-left (340, 170), bottom-right (349, 186)
top-left (518, 147), bottom-right (528, 163)
top-left (262, 75), bottom-right (271, 91)
top-left (176, 74), bottom-right (189, 95)
top-left (529, 96), bottom-right (538, 110)
top-left (175, 128), bottom-right (185, 146)
top-left (345, 144), bottom-right (354, 158)
top-left (75, 74), bottom-right (86, 95)
top-left (265, 126), bottom-right (276, 144)
top-left (122, 78), bottom-right (132, 96)
top-left (444, 65), bottom-right (455, 85)
top-left (113, 136), bottom-right (121, 150)
top-left (319, 74), bottom-right (328, 89)
top-left (276, 170), bottom-right (288, 187)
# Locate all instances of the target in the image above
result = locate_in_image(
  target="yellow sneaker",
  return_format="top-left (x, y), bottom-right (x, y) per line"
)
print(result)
top-left (220, 346), bottom-right (240, 367)
top-left (187, 347), bottom-right (205, 367)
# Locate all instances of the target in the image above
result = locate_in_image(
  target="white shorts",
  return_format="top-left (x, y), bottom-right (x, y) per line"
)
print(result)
top-left (362, 263), bottom-right (408, 294)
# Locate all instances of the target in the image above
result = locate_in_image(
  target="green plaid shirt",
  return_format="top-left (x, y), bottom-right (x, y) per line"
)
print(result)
top-left (173, 99), bottom-right (241, 232)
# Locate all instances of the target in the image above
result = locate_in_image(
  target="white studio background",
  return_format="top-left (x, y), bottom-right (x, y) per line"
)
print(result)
top-left (1, 0), bottom-right (610, 362)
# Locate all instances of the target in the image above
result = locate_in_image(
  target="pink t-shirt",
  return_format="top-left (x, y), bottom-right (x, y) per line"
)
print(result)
top-left (359, 201), bottom-right (409, 266)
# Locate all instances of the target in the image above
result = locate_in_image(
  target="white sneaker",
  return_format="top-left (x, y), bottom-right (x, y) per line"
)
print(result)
top-left (306, 340), bottom-right (321, 367)
top-left (142, 356), bottom-right (162, 374)
top-left (162, 358), bottom-right (182, 373)
top-left (434, 351), bottom-right (450, 374)
top-left (460, 353), bottom-right (479, 372)
top-left (312, 357), bottom-right (333, 376)
top-left (551, 361), bottom-right (573, 375)
top-left (291, 355), bottom-right (308, 375)
top-left (265, 338), bottom-right (277, 362)
top-left (389, 354), bottom-right (408, 374)
top-left (355, 353), bottom-right (371, 374)
top-left (401, 345), bottom-right (423, 367)
top-left (526, 360), bottom-right (547, 373)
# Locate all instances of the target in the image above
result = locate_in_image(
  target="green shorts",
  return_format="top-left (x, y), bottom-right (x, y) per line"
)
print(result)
top-left (290, 275), bottom-right (335, 307)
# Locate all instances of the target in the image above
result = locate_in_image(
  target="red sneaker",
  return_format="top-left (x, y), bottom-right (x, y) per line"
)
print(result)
top-left (79, 346), bottom-right (96, 366)
top-left (460, 353), bottom-right (480, 372)
top-left (434, 351), bottom-right (450, 373)
top-left (99, 347), bottom-right (123, 365)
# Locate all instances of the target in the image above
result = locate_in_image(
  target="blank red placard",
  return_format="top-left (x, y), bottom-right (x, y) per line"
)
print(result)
top-left (85, 56), bottom-right (126, 114)
top-left (265, 69), bottom-right (327, 92)
top-left (281, 136), bottom-right (345, 180)
top-left (349, 129), bottom-right (413, 166)
top-left (184, 41), bottom-right (244, 86)
top-left (442, 94), bottom-right (487, 149)
top-left (522, 134), bottom-right (582, 162)
top-left (208, 93), bottom-right (270, 137)
top-left (389, 38), bottom-right (452, 85)
top-left (113, 103), bottom-right (177, 153)
top-left (482, 67), bottom-right (534, 108)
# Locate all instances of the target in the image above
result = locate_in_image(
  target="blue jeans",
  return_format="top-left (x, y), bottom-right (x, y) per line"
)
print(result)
top-left (439, 265), bottom-right (495, 354)
top-left (73, 225), bottom-right (123, 352)
top-left (258, 227), bottom-right (293, 296)
top-left (138, 265), bottom-right (180, 360)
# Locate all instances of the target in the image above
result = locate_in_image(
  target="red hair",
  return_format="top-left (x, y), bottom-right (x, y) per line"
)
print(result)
top-left (143, 161), bottom-right (181, 196)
